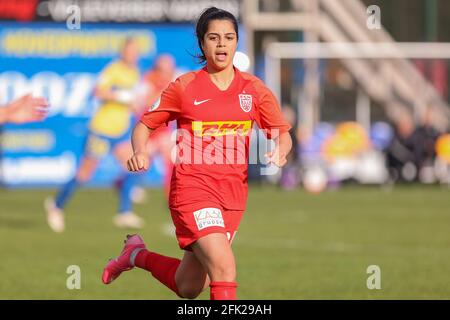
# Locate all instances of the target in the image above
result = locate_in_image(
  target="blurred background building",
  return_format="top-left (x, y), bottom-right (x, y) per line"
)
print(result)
top-left (0, 0), bottom-right (449, 191)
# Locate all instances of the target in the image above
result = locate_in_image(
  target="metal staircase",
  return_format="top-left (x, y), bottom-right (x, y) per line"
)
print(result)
top-left (243, 0), bottom-right (450, 132)
top-left (319, 0), bottom-right (449, 130)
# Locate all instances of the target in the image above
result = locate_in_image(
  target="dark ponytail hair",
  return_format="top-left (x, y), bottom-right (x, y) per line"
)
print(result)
top-left (195, 7), bottom-right (239, 64)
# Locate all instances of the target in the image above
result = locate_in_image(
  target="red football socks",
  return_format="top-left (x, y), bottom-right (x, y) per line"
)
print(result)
top-left (134, 250), bottom-right (238, 300)
top-left (210, 281), bottom-right (238, 300)
top-left (135, 250), bottom-right (181, 297)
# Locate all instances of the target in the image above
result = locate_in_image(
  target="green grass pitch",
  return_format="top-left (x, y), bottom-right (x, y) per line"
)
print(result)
top-left (1, 185), bottom-right (450, 299)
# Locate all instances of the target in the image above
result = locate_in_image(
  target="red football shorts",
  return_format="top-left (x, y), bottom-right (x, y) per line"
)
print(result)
top-left (169, 203), bottom-right (244, 251)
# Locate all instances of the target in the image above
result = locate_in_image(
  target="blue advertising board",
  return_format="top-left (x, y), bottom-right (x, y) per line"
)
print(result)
top-left (0, 22), bottom-right (228, 187)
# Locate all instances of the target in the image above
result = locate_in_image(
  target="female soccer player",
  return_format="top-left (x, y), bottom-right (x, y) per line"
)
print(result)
top-left (102, 7), bottom-right (292, 300)
top-left (45, 38), bottom-right (145, 232)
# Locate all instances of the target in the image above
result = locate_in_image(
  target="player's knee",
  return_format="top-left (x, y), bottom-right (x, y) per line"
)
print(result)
top-left (209, 263), bottom-right (236, 282)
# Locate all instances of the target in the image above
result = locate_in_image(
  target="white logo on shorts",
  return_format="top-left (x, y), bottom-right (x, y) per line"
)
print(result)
top-left (193, 208), bottom-right (225, 231)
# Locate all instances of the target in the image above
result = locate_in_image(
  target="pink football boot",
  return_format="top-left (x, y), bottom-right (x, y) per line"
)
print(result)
top-left (102, 234), bottom-right (146, 284)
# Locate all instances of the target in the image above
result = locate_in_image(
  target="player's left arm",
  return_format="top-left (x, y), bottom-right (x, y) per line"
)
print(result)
top-left (254, 81), bottom-right (293, 167)
top-left (265, 131), bottom-right (292, 167)
top-left (128, 78), bottom-right (183, 171)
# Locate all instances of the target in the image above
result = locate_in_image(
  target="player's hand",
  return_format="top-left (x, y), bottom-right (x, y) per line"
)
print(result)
top-left (127, 152), bottom-right (149, 172)
top-left (265, 147), bottom-right (288, 167)
top-left (6, 94), bottom-right (49, 124)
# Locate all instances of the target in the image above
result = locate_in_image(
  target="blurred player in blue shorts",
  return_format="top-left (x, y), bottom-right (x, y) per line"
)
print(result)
top-left (45, 37), bottom-right (144, 232)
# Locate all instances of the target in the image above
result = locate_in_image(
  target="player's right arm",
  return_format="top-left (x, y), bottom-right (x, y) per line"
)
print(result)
top-left (128, 122), bottom-right (153, 171)
top-left (127, 77), bottom-right (184, 172)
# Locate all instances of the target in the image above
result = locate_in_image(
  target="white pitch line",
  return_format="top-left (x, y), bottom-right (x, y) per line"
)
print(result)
top-left (235, 237), bottom-right (450, 256)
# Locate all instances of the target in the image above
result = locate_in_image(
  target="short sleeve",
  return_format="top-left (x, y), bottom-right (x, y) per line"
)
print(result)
top-left (253, 80), bottom-right (292, 139)
top-left (140, 78), bottom-right (183, 130)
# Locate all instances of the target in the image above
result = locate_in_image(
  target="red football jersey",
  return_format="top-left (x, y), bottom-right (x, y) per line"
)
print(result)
top-left (140, 67), bottom-right (291, 210)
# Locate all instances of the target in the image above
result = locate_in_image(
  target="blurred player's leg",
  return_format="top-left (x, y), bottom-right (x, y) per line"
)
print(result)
top-left (57, 156), bottom-right (98, 208)
top-left (113, 142), bottom-right (144, 229)
top-left (114, 172), bottom-right (147, 204)
top-left (45, 156), bottom-right (98, 233)
top-left (114, 173), bottom-right (145, 229)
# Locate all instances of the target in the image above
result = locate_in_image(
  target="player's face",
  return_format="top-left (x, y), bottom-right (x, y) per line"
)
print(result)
top-left (122, 40), bottom-right (140, 66)
top-left (202, 19), bottom-right (237, 71)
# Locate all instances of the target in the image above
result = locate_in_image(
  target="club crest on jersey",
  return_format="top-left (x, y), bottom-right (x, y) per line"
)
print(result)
top-left (238, 94), bottom-right (252, 112)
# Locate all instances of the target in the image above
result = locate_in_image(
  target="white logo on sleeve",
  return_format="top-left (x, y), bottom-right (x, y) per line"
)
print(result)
top-left (193, 208), bottom-right (225, 230)
top-left (149, 97), bottom-right (161, 111)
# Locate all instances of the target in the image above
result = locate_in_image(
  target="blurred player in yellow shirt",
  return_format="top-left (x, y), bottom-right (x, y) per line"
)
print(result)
top-left (45, 38), bottom-right (144, 232)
